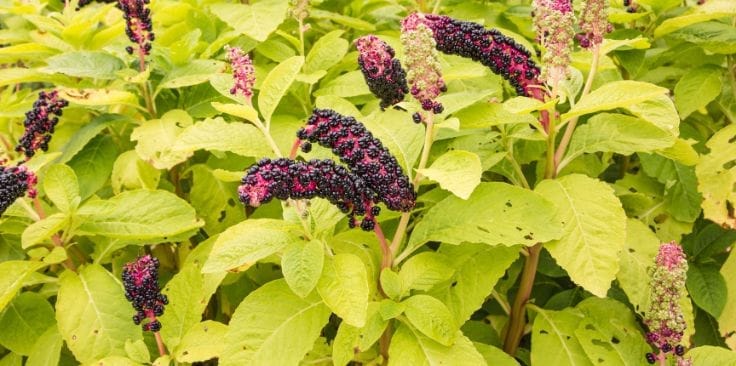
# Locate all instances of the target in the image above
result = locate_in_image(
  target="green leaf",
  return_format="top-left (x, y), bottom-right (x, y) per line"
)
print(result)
top-left (281, 239), bottom-right (324, 298)
top-left (363, 109), bottom-right (424, 175)
top-left (409, 182), bottom-right (563, 249)
top-left (388, 324), bottom-right (486, 366)
top-left (429, 244), bottom-right (519, 324)
top-left (203, 219), bottom-right (302, 273)
top-left (173, 321), bottom-right (227, 363)
top-left (210, 0), bottom-right (289, 42)
top-left (455, 103), bottom-right (537, 129)
top-left (0, 261), bottom-right (44, 312)
top-left (131, 110), bottom-right (193, 170)
top-left (317, 253), bottom-right (370, 327)
top-left (403, 295), bottom-right (457, 346)
top-left (159, 264), bottom-right (211, 351)
top-left (535, 174), bottom-right (627, 297)
top-left (21, 213), bottom-right (68, 249)
top-left (695, 124), bottom-right (736, 229)
top-left (313, 70), bottom-right (371, 98)
top-left (640, 153), bottom-right (702, 223)
top-left (124, 339), bottom-right (150, 364)
top-left (43, 164), bottom-right (80, 213)
top-left (305, 30), bottom-right (349, 74)
top-left (616, 219), bottom-right (660, 313)
top-left (44, 51), bottom-right (124, 79)
top-left (417, 150), bottom-right (482, 200)
top-left (674, 65), bottom-right (722, 118)
top-left (56, 264), bottom-right (143, 363)
top-left (562, 81), bottom-right (669, 122)
top-left (189, 164), bottom-right (244, 235)
top-left (310, 9), bottom-right (376, 31)
top-left (26, 326), bottom-right (62, 366)
top-left (687, 346), bottom-right (736, 366)
top-left (474, 343), bottom-right (520, 366)
top-left (380, 269), bottom-right (403, 301)
top-left (68, 135), bottom-right (117, 199)
top-left (718, 250), bottom-right (736, 348)
top-left (687, 263), bottom-right (727, 318)
top-left (76, 190), bottom-right (202, 244)
top-left (332, 303), bottom-right (388, 366)
top-left (562, 113), bottom-right (674, 168)
top-left (0, 293), bottom-right (55, 355)
top-left (158, 60), bottom-right (226, 89)
top-left (257, 55), bottom-right (304, 122)
top-left (173, 117), bottom-right (273, 158)
top-left (399, 252), bottom-right (454, 294)
top-left (220, 279), bottom-right (331, 366)
top-left (531, 307), bottom-right (593, 366)
top-left (111, 150), bottom-right (160, 194)
top-left (670, 21), bottom-right (736, 54)
top-left (211, 102), bottom-right (259, 123)
top-left (57, 114), bottom-right (131, 164)
top-left (654, 0), bottom-right (736, 37)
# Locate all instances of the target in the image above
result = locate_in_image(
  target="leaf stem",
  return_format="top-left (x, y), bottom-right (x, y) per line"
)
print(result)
top-left (374, 222), bottom-right (392, 270)
top-left (32, 197), bottom-right (77, 272)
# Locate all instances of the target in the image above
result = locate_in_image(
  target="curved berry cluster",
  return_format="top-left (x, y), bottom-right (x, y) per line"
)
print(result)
top-left (355, 35), bottom-right (410, 110)
top-left (400, 20), bottom-right (446, 113)
top-left (297, 109), bottom-right (416, 212)
top-left (122, 255), bottom-right (168, 332)
top-left (576, 0), bottom-right (613, 48)
top-left (226, 46), bottom-right (256, 104)
top-left (117, 0), bottom-right (154, 57)
top-left (643, 241), bottom-right (691, 365)
top-left (533, 0), bottom-right (575, 87)
top-left (405, 13), bottom-right (542, 98)
top-left (0, 165), bottom-right (37, 216)
top-left (239, 158), bottom-right (380, 230)
top-left (16, 91), bottom-right (68, 159)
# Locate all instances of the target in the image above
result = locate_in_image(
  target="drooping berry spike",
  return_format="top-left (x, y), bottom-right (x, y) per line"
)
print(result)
top-left (399, 21), bottom-right (446, 113)
top-left (0, 164), bottom-right (37, 216)
top-left (296, 109), bottom-right (416, 212)
top-left (533, 0), bottom-right (575, 88)
top-left (643, 241), bottom-right (691, 365)
top-left (238, 158), bottom-right (380, 231)
top-left (404, 13), bottom-right (543, 99)
top-left (122, 255), bottom-right (168, 332)
top-left (355, 35), bottom-right (410, 110)
top-left (577, 0), bottom-right (612, 48)
top-left (15, 91), bottom-right (68, 159)
top-left (226, 46), bottom-right (256, 104)
top-left (117, 0), bottom-right (154, 59)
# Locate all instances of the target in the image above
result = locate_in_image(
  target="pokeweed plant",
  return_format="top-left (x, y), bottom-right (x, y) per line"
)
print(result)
top-left (0, 0), bottom-right (735, 365)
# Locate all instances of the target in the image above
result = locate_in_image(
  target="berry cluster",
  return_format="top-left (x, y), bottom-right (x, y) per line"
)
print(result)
top-left (405, 13), bottom-right (542, 98)
top-left (400, 20), bottom-right (446, 113)
top-left (643, 242), bottom-right (692, 365)
top-left (117, 0), bottom-right (154, 57)
top-left (239, 158), bottom-right (380, 230)
top-left (576, 0), bottom-right (613, 48)
top-left (533, 0), bottom-right (575, 88)
top-left (297, 109), bottom-right (416, 212)
top-left (0, 165), bottom-right (37, 216)
top-left (355, 36), bottom-right (410, 110)
top-left (16, 91), bottom-right (68, 159)
top-left (122, 255), bottom-right (168, 332)
top-left (74, 0), bottom-right (116, 9)
top-left (226, 46), bottom-right (256, 104)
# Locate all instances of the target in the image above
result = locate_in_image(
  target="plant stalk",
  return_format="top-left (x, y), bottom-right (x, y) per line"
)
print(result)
top-left (503, 243), bottom-right (542, 355)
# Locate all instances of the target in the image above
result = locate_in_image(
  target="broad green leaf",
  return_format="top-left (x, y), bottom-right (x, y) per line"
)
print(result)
top-left (211, 102), bottom-right (259, 123)
top-left (562, 113), bottom-right (674, 168)
top-left (417, 150), bottom-right (482, 200)
top-left (399, 252), bottom-right (454, 294)
top-left (58, 87), bottom-right (138, 107)
top-left (600, 37), bottom-right (651, 54)
top-left (332, 303), bottom-right (388, 366)
top-left (429, 244), bottom-right (519, 324)
top-left (409, 182), bottom-right (563, 249)
top-left (388, 324), bottom-right (486, 366)
top-left (257, 56), bottom-right (304, 122)
top-left (695, 124), bottom-right (736, 229)
top-left (531, 307), bottom-right (593, 366)
top-left (616, 219), bottom-right (660, 313)
top-left (675, 66), bottom-right (722, 118)
top-left (313, 70), bottom-right (371, 98)
top-left (0, 43), bottom-right (56, 63)
top-left (654, 0), bottom-right (736, 37)
top-left (305, 30), bottom-right (348, 73)
top-left (0, 353), bottom-right (21, 366)
top-left (656, 138), bottom-right (700, 166)
top-left (21, 213), bottom-right (68, 249)
top-left (88, 356), bottom-right (142, 366)
top-left (535, 174), bottom-right (627, 297)
top-left (363, 108), bottom-right (424, 176)
top-left (56, 264), bottom-right (142, 363)
top-left (403, 295), bottom-right (457, 346)
top-left (0, 68), bottom-right (69, 88)
top-left (68, 135), bottom-right (117, 199)
top-left (310, 9), bottom-right (375, 31)
top-left (561, 81), bottom-right (669, 122)
top-left (189, 164), bottom-right (244, 234)
top-left (158, 60), bottom-right (226, 89)
top-left (281, 239), bottom-right (324, 298)
top-left (210, 0), bottom-right (289, 41)
top-left (0, 261), bottom-right (44, 312)
top-left (640, 153), bottom-right (702, 223)
top-left (44, 51), bottom-right (124, 79)
top-left (670, 22), bottom-right (736, 54)
top-left (124, 339), bottom-right (150, 364)
top-left (131, 110), bottom-right (193, 170)
top-left (203, 219), bottom-right (302, 273)
top-left (574, 298), bottom-right (649, 365)
top-left (0, 293), bottom-right (55, 355)
top-left (57, 114), bottom-right (131, 164)
top-left (159, 264), bottom-right (210, 351)
top-left (76, 190), bottom-right (202, 244)
top-left (173, 117), bottom-right (273, 158)
top-left (26, 326), bottom-right (62, 366)
top-left (111, 150), bottom-right (160, 194)
top-left (474, 343), bottom-right (519, 366)
top-left (718, 250), bottom-right (736, 348)
top-left (455, 103), bottom-right (537, 129)
top-left (220, 279), bottom-right (331, 366)
top-left (624, 94), bottom-right (680, 136)
top-left (317, 253), bottom-right (370, 327)
top-left (687, 263), bottom-right (727, 318)
top-left (687, 346), bottom-right (736, 365)
top-left (380, 269), bottom-right (403, 301)
top-left (173, 321), bottom-right (227, 363)
top-left (43, 164), bottom-right (80, 213)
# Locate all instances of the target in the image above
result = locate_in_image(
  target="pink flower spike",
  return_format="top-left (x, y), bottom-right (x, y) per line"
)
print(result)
top-left (226, 46), bottom-right (256, 104)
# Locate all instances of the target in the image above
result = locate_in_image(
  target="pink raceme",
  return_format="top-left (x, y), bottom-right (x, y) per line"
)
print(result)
top-left (16, 90), bottom-right (68, 159)
top-left (226, 46), bottom-right (256, 104)
top-left (355, 35), bottom-right (409, 110)
top-left (400, 18), bottom-right (446, 113)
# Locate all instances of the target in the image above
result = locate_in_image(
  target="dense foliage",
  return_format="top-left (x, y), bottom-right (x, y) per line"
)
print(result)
top-left (0, 0), bottom-right (735, 364)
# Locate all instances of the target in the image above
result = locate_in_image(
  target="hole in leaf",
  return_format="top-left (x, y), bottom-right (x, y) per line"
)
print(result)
top-left (611, 337), bottom-right (620, 344)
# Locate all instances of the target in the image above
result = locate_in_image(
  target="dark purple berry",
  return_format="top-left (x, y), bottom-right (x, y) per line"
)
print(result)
top-left (0, 165), bottom-right (37, 216)
top-left (412, 112), bottom-right (423, 124)
top-left (661, 343), bottom-right (672, 353)
top-left (300, 141), bottom-right (312, 153)
top-left (356, 36), bottom-right (410, 110)
top-left (675, 345), bottom-right (685, 356)
top-left (645, 353), bottom-right (656, 364)
top-left (122, 255), bottom-right (167, 332)
top-left (117, 0), bottom-right (154, 58)
top-left (16, 91), bottom-right (68, 159)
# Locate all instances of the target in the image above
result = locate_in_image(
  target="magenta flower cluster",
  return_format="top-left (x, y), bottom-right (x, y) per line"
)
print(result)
top-left (122, 255), bottom-right (168, 332)
top-left (355, 35), bottom-right (410, 110)
top-left (0, 165), bottom-right (37, 215)
top-left (226, 46), bottom-right (256, 103)
top-left (16, 90), bottom-right (68, 159)
top-left (577, 0), bottom-right (613, 48)
top-left (118, 0), bottom-right (154, 57)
